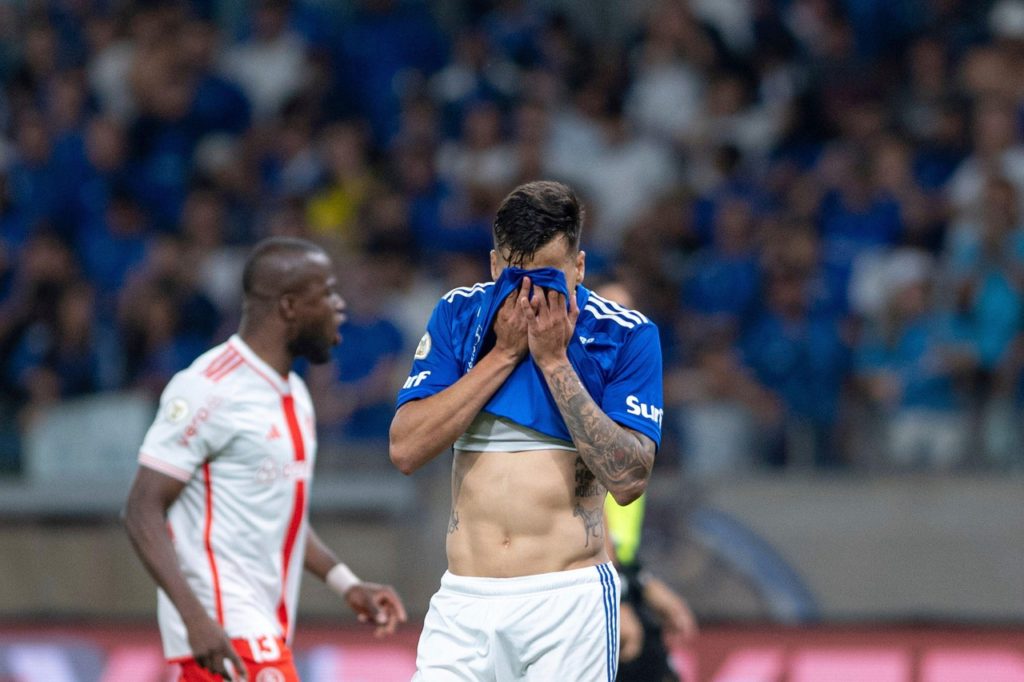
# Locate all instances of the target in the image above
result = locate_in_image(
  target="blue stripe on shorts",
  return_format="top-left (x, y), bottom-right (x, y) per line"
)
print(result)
top-left (596, 564), bottom-right (615, 682)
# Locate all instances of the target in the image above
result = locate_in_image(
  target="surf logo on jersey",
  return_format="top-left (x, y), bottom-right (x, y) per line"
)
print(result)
top-left (414, 332), bottom-right (432, 360)
top-left (626, 395), bottom-right (663, 426)
top-left (165, 397), bottom-right (190, 423)
top-left (403, 370), bottom-right (431, 389)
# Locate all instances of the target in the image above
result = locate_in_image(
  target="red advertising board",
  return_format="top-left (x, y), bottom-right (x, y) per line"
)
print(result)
top-left (0, 624), bottom-right (1022, 681)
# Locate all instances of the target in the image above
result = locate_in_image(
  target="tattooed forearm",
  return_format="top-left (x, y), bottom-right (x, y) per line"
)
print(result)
top-left (545, 363), bottom-right (654, 504)
top-left (573, 503), bottom-right (603, 547)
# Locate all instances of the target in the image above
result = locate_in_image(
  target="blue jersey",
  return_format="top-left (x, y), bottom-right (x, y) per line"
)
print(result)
top-left (396, 268), bottom-right (664, 448)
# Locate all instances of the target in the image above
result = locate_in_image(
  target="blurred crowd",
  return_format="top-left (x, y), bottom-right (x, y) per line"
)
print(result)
top-left (3, 0), bottom-right (1024, 476)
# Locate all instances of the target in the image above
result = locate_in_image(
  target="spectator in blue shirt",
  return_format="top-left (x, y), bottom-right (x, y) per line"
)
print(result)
top-left (683, 197), bottom-right (761, 327)
top-left (742, 265), bottom-right (850, 467)
top-left (307, 258), bottom-right (405, 446)
top-left (818, 154), bottom-right (905, 313)
top-left (336, 0), bottom-right (448, 146)
top-left (55, 117), bottom-right (133, 240)
top-left (855, 250), bottom-right (976, 469)
top-left (76, 189), bottom-right (150, 313)
top-left (944, 177), bottom-right (1024, 467)
top-left (180, 18), bottom-right (252, 138)
top-left (6, 112), bottom-right (58, 245)
top-left (944, 176), bottom-right (1024, 370)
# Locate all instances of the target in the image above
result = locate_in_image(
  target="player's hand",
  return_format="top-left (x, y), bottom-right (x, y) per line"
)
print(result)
top-left (492, 278), bottom-right (531, 362)
top-left (644, 576), bottom-right (699, 641)
top-left (186, 615), bottom-right (248, 681)
top-left (520, 280), bottom-right (579, 370)
top-left (619, 602), bottom-right (644, 662)
top-left (345, 582), bottom-right (408, 637)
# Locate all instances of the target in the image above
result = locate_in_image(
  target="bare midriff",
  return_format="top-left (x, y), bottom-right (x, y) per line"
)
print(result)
top-left (446, 448), bottom-right (609, 577)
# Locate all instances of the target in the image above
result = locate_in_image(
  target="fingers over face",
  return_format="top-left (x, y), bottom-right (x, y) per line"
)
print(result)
top-left (518, 287), bottom-right (535, 315)
top-left (519, 276), bottom-right (532, 296)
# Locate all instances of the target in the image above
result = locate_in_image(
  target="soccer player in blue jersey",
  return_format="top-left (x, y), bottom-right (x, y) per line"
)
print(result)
top-left (390, 180), bottom-right (663, 681)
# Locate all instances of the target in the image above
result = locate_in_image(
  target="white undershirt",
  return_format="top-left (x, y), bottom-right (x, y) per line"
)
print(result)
top-left (454, 412), bottom-right (577, 452)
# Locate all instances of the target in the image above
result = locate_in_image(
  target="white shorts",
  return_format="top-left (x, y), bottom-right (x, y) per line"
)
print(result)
top-left (413, 563), bottom-right (620, 682)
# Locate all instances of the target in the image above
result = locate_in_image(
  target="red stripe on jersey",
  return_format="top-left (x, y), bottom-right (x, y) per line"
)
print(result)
top-left (276, 395), bottom-right (307, 639)
top-left (201, 347), bottom-right (233, 375)
top-left (203, 463), bottom-right (225, 625)
top-left (207, 355), bottom-right (243, 383)
top-left (203, 348), bottom-right (239, 379)
top-left (231, 342), bottom-right (287, 395)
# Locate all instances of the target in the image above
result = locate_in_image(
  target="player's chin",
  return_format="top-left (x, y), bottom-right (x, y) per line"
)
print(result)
top-left (312, 337), bottom-right (337, 364)
top-left (290, 334), bottom-right (334, 365)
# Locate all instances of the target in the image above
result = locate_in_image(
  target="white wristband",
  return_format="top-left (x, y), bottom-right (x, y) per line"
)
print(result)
top-left (326, 563), bottom-right (361, 596)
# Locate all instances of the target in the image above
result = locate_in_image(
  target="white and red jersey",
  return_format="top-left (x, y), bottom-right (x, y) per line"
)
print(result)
top-left (138, 335), bottom-right (318, 661)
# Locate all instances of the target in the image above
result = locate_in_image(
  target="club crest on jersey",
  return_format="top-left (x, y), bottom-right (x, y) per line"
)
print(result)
top-left (414, 332), bottom-right (432, 360)
top-left (626, 395), bottom-right (663, 426)
top-left (165, 397), bottom-right (190, 423)
top-left (256, 668), bottom-right (286, 682)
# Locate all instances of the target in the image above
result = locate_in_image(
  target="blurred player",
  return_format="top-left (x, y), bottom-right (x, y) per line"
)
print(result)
top-left (596, 281), bottom-right (697, 682)
top-left (390, 181), bottom-right (664, 680)
top-left (124, 237), bottom-right (406, 682)
top-left (609, 494), bottom-right (697, 682)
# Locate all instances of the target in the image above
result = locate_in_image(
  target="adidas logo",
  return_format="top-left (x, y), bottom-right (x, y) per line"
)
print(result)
top-left (267, 424), bottom-right (282, 441)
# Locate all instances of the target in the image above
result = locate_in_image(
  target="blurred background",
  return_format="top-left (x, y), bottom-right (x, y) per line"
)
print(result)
top-left (0, 0), bottom-right (1023, 680)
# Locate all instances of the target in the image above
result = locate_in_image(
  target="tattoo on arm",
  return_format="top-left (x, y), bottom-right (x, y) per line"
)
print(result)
top-left (547, 365), bottom-right (655, 498)
top-left (448, 464), bottom-right (465, 535)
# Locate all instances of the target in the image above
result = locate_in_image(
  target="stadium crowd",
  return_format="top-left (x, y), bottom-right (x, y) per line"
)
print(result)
top-left (3, 0), bottom-right (1024, 476)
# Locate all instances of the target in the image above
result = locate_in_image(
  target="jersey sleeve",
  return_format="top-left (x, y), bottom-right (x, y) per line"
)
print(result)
top-left (601, 322), bottom-right (664, 448)
top-left (137, 372), bottom-right (235, 482)
top-left (396, 297), bottom-right (463, 408)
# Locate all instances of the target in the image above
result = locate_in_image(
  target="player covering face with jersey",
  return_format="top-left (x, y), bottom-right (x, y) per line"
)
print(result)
top-left (391, 181), bottom-right (663, 681)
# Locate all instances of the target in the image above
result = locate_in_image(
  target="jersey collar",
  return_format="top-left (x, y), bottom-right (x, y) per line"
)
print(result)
top-left (576, 284), bottom-right (591, 313)
top-left (228, 334), bottom-right (292, 395)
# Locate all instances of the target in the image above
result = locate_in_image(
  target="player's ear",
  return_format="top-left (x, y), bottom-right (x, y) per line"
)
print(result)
top-left (489, 250), bottom-right (500, 281)
top-left (575, 250), bottom-right (586, 285)
top-left (278, 293), bottom-right (297, 321)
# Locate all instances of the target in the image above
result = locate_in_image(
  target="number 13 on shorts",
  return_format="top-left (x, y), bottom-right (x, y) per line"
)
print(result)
top-left (248, 635), bottom-right (281, 663)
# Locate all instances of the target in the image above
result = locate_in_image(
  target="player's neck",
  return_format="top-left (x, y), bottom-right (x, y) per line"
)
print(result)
top-left (237, 326), bottom-right (292, 378)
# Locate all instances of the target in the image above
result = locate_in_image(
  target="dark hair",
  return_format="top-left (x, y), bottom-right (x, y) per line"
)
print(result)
top-left (241, 236), bottom-right (324, 296)
top-left (492, 181), bottom-right (583, 266)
